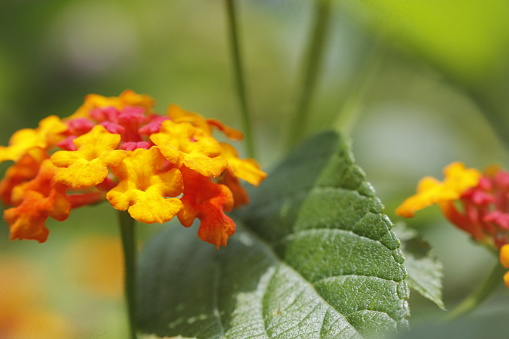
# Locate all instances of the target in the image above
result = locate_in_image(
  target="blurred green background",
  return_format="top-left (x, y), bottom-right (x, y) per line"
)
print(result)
top-left (1, 0), bottom-right (509, 338)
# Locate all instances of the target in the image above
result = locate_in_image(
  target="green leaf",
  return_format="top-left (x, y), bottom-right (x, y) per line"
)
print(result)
top-left (137, 131), bottom-right (410, 338)
top-left (394, 224), bottom-right (445, 310)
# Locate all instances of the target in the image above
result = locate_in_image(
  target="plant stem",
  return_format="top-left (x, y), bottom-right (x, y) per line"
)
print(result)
top-left (287, 0), bottom-right (333, 149)
top-left (444, 261), bottom-right (505, 322)
top-left (118, 210), bottom-right (138, 339)
top-left (333, 38), bottom-right (385, 136)
top-left (224, 0), bottom-right (256, 158)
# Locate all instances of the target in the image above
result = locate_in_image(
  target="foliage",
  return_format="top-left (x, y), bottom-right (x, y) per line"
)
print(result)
top-left (138, 131), bottom-right (410, 338)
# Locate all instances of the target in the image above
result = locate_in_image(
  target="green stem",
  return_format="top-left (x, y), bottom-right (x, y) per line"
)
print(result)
top-left (287, 0), bottom-right (334, 149)
top-left (333, 38), bottom-right (385, 136)
top-left (118, 210), bottom-right (138, 339)
top-left (224, 0), bottom-right (256, 158)
top-left (444, 261), bottom-right (505, 322)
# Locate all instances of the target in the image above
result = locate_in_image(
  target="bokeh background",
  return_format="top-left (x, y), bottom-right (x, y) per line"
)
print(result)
top-left (1, 0), bottom-right (509, 338)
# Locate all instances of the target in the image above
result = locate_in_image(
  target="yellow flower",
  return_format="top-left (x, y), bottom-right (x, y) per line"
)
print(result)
top-left (167, 104), bottom-right (243, 140)
top-left (106, 147), bottom-right (183, 223)
top-left (219, 142), bottom-right (266, 186)
top-left (51, 125), bottom-right (126, 189)
top-left (150, 120), bottom-right (227, 177)
top-left (0, 116), bottom-right (66, 163)
top-left (396, 162), bottom-right (481, 218)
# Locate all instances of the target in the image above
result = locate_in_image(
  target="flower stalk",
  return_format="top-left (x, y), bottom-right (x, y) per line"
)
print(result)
top-left (334, 39), bottom-right (385, 135)
top-left (118, 210), bottom-right (138, 339)
top-left (224, 0), bottom-right (256, 158)
top-left (444, 261), bottom-right (505, 322)
top-left (287, 0), bottom-right (333, 149)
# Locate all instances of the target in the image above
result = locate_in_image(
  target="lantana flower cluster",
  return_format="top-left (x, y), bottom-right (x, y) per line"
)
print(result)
top-left (396, 162), bottom-right (509, 286)
top-left (0, 90), bottom-right (266, 248)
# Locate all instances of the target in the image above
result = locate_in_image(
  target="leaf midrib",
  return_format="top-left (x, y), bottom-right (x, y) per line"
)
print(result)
top-left (229, 224), bottom-right (362, 339)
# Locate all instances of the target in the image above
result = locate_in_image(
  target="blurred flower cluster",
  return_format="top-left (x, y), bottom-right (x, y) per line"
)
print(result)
top-left (397, 162), bottom-right (509, 286)
top-left (0, 90), bottom-right (266, 248)
top-left (0, 256), bottom-right (74, 339)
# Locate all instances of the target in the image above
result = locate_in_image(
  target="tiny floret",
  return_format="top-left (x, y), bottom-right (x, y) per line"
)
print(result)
top-left (150, 120), bottom-right (227, 178)
top-left (51, 125), bottom-right (126, 189)
top-left (106, 147), bottom-right (183, 223)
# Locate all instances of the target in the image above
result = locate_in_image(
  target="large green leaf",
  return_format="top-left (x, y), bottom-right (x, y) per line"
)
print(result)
top-left (137, 131), bottom-right (409, 338)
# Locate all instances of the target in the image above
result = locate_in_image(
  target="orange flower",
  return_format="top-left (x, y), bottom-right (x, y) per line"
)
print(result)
top-left (216, 142), bottom-right (266, 208)
top-left (219, 170), bottom-right (250, 208)
top-left (178, 167), bottom-right (235, 248)
top-left (0, 147), bottom-right (47, 205)
top-left (4, 160), bottom-right (71, 242)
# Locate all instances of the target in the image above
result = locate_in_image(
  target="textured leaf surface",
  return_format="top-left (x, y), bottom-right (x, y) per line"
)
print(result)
top-left (137, 131), bottom-right (409, 338)
top-left (395, 225), bottom-right (444, 310)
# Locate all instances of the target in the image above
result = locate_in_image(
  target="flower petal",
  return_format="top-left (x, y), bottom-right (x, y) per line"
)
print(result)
top-left (396, 162), bottom-right (481, 217)
top-left (3, 159), bottom-right (71, 242)
top-left (106, 147), bottom-right (183, 223)
top-left (150, 120), bottom-right (227, 177)
top-left (178, 167), bottom-right (235, 248)
top-left (219, 142), bottom-right (266, 186)
top-left (0, 116), bottom-right (66, 163)
top-left (0, 147), bottom-right (47, 205)
top-left (51, 125), bottom-right (126, 189)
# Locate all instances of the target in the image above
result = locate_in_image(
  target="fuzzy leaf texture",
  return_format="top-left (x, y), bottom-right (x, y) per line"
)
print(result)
top-left (395, 224), bottom-right (445, 310)
top-left (137, 131), bottom-right (410, 338)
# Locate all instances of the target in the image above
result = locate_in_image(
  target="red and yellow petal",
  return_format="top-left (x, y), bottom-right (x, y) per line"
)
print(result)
top-left (0, 147), bottom-right (47, 205)
top-left (3, 160), bottom-right (71, 242)
top-left (178, 167), bottom-right (235, 248)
